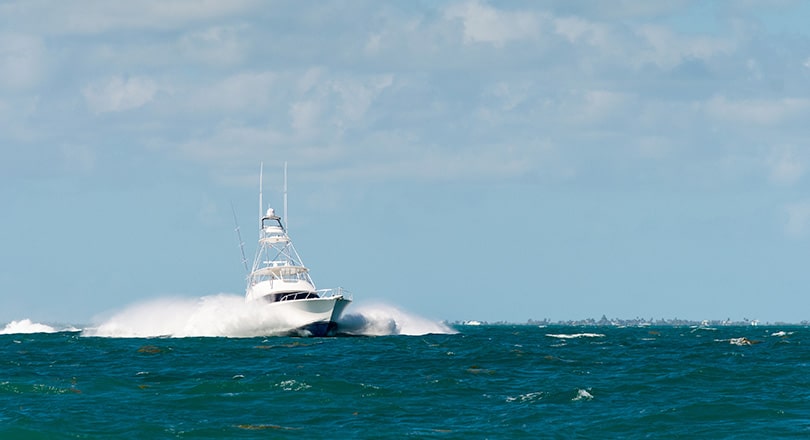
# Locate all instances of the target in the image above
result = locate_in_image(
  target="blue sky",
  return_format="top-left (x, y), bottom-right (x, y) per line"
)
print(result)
top-left (2, 1), bottom-right (810, 325)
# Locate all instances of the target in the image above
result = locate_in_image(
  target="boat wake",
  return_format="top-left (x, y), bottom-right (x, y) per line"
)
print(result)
top-left (0, 294), bottom-right (455, 338)
top-left (337, 303), bottom-right (456, 336)
top-left (82, 294), bottom-right (297, 338)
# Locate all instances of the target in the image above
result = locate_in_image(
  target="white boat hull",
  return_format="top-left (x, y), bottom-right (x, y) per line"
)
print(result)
top-left (264, 296), bottom-right (351, 336)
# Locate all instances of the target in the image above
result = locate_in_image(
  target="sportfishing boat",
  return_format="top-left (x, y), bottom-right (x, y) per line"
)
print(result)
top-left (244, 164), bottom-right (351, 336)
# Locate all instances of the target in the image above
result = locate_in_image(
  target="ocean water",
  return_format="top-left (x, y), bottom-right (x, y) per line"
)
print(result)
top-left (2, 319), bottom-right (809, 438)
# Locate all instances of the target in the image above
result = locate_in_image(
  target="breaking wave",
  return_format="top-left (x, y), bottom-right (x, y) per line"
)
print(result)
top-left (75, 294), bottom-right (454, 338)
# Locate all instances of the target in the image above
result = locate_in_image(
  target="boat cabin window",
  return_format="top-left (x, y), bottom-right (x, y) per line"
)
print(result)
top-left (264, 291), bottom-right (320, 303)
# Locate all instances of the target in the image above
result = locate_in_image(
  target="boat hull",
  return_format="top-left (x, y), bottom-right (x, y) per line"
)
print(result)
top-left (264, 296), bottom-right (351, 337)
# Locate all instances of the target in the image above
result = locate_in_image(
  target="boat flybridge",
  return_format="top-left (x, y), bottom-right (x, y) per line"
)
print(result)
top-left (244, 164), bottom-right (351, 336)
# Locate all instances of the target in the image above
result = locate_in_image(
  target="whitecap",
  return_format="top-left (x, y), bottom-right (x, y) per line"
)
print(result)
top-left (546, 333), bottom-right (605, 339)
top-left (728, 337), bottom-right (758, 346)
top-left (506, 391), bottom-right (544, 403)
top-left (690, 326), bottom-right (717, 332)
top-left (276, 379), bottom-right (310, 391)
top-left (573, 389), bottom-right (593, 401)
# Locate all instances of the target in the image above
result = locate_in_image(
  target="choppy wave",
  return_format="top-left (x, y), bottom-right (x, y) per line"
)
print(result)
top-left (71, 294), bottom-right (454, 338)
top-left (573, 388), bottom-right (594, 401)
top-left (724, 337), bottom-right (762, 346)
top-left (3, 325), bottom-right (809, 437)
top-left (546, 333), bottom-right (605, 339)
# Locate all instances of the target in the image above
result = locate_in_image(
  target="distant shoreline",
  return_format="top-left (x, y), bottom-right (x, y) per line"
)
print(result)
top-left (452, 316), bottom-right (809, 327)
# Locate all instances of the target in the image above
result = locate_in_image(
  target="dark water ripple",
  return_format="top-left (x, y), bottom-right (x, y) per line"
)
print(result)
top-left (2, 326), bottom-right (810, 438)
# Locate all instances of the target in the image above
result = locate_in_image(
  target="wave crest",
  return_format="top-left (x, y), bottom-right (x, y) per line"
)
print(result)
top-left (546, 333), bottom-right (605, 339)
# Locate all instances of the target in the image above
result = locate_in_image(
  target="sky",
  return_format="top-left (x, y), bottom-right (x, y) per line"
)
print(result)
top-left (2, 0), bottom-right (810, 325)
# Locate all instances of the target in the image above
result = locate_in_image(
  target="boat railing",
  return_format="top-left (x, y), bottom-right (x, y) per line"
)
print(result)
top-left (317, 287), bottom-right (353, 300)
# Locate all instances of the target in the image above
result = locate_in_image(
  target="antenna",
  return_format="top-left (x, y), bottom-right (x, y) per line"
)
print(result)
top-left (230, 202), bottom-right (249, 273)
top-left (283, 161), bottom-right (288, 231)
top-left (258, 162), bottom-right (264, 231)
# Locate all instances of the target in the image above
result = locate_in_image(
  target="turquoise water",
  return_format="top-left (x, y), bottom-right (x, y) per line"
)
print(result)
top-left (2, 325), bottom-right (809, 438)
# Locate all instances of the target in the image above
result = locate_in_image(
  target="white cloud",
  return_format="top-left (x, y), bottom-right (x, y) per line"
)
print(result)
top-left (553, 16), bottom-right (610, 47)
top-left (332, 75), bottom-right (394, 124)
top-left (580, 90), bottom-right (632, 122)
top-left (767, 145), bottom-right (804, 185)
top-left (290, 73), bottom-right (395, 136)
top-left (178, 25), bottom-right (248, 66)
top-left (0, 34), bottom-right (45, 90)
top-left (704, 95), bottom-right (810, 125)
top-left (193, 71), bottom-right (276, 111)
top-left (483, 81), bottom-right (532, 112)
top-left (364, 33), bottom-right (382, 54)
top-left (444, 1), bottom-right (543, 46)
top-left (296, 68), bottom-right (325, 95)
top-left (636, 136), bottom-right (674, 159)
top-left (784, 200), bottom-right (810, 238)
top-left (289, 100), bottom-right (323, 134)
top-left (301, 140), bottom-right (545, 184)
top-left (49, 0), bottom-right (258, 35)
top-left (746, 58), bottom-right (762, 80)
top-left (82, 76), bottom-right (159, 114)
top-left (5, 0), bottom-right (807, 191)
top-left (634, 24), bottom-right (734, 69)
top-left (551, 1), bottom-right (692, 20)
top-left (60, 144), bottom-right (96, 173)
top-left (175, 122), bottom-right (286, 165)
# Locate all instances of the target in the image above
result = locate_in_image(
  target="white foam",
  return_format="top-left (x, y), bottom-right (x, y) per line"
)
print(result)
top-left (337, 303), bottom-right (456, 336)
top-left (81, 295), bottom-right (455, 338)
top-left (573, 389), bottom-right (594, 401)
top-left (84, 294), bottom-right (306, 338)
top-left (506, 391), bottom-right (544, 403)
top-left (727, 337), bottom-right (758, 346)
top-left (690, 326), bottom-right (717, 332)
top-left (0, 319), bottom-right (58, 335)
top-left (546, 333), bottom-right (605, 339)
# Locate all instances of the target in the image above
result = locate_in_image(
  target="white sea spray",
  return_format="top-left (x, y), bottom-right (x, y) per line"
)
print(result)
top-left (0, 319), bottom-right (58, 335)
top-left (546, 333), bottom-right (606, 339)
top-left (78, 295), bottom-right (454, 338)
top-left (338, 303), bottom-right (456, 336)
